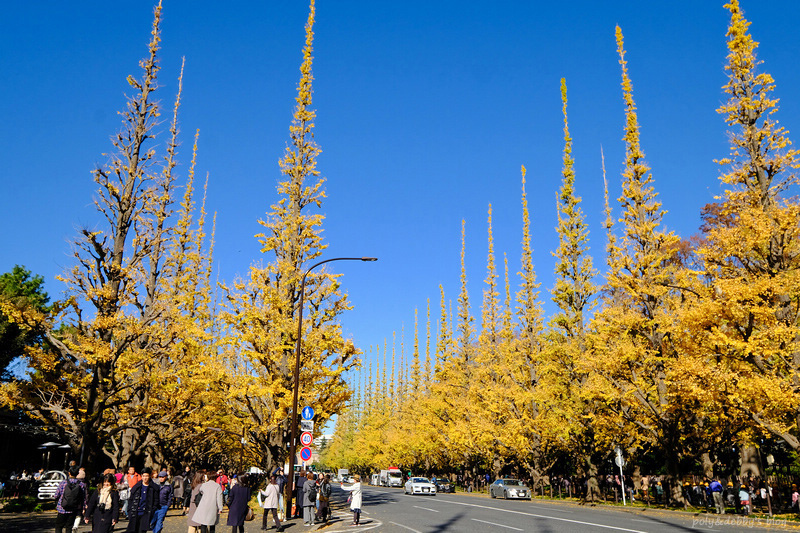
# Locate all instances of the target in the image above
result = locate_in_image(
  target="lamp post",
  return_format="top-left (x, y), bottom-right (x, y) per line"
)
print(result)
top-left (285, 256), bottom-right (377, 519)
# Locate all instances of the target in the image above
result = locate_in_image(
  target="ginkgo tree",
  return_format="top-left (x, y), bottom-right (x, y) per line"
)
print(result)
top-left (0, 2), bottom-right (224, 473)
top-left (221, 0), bottom-right (359, 474)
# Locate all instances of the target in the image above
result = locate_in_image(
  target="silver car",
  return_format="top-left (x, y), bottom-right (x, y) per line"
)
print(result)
top-left (489, 478), bottom-right (531, 500)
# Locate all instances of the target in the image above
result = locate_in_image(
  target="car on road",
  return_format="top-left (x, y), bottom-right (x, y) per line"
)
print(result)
top-left (36, 470), bottom-right (67, 500)
top-left (404, 477), bottom-right (437, 496)
top-left (489, 478), bottom-right (531, 500)
top-left (431, 476), bottom-right (454, 493)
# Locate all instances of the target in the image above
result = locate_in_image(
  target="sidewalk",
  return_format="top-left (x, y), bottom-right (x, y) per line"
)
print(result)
top-left (0, 508), bottom-right (331, 533)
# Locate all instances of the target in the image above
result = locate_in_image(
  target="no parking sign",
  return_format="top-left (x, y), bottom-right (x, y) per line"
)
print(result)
top-left (300, 447), bottom-right (312, 462)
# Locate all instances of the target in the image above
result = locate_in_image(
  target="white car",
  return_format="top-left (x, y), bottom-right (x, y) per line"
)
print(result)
top-left (404, 477), bottom-right (437, 496)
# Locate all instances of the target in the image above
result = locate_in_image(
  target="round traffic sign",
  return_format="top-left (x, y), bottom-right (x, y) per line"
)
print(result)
top-left (302, 406), bottom-right (315, 420)
top-left (300, 432), bottom-right (313, 446)
top-left (300, 447), bottom-right (312, 462)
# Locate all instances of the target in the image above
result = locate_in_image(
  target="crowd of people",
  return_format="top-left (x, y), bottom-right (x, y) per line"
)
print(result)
top-left (39, 464), bottom-right (362, 532)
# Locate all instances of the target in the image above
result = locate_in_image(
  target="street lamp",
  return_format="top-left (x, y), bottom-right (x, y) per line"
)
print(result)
top-left (285, 256), bottom-right (377, 519)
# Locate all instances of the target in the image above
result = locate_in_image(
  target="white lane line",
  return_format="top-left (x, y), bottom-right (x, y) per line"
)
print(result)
top-left (413, 505), bottom-right (440, 512)
top-left (320, 512), bottom-right (383, 532)
top-left (528, 503), bottom-right (574, 513)
top-left (390, 521), bottom-right (424, 533)
top-left (437, 499), bottom-right (647, 533)
top-left (472, 518), bottom-right (524, 531)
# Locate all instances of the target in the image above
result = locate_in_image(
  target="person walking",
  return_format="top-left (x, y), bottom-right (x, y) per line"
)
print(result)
top-left (84, 474), bottom-right (120, 533)
top-left (294, 471), bottom-right (306, 519)
top-left (126, 467), bottom-right (160, 533)
top-left (194, 472), bottom-right (224, 533)
top-left (171, 470), bottom-right (185, 510)
top-left (709, 478), bottom-right (725, 514)
top-left (341, 474), bottom-right (363, 526)
top-left (216, 469), bottom-right (230, 504)
top-left (316, 474), bottom-right (332, 523)
top-left (54, 466), bottom-right (88, 533)
top-left (258, 475), bottom-right (283, 532)
top-left (151, 470), bottom-right (173, 533)
top-left (739, 484), bottom-right (751, 515)
top-left (122, 467), bottom-right (142, 519)
top-left (227, 473), bottom-right (251, 533)
top-left (273, 469), bottom-right (286, 521)
top-left (185, 471), bottom-right (206, 533)
top-left (301, 472), bottom-right (317, 526)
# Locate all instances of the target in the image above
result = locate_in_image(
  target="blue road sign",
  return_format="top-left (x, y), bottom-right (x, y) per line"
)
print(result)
top-left (300, 447), bottom-right (312, 462)
top-left (302, 406), bottom-right (315, 420)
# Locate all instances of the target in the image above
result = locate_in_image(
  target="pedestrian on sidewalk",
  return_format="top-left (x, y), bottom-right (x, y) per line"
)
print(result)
top-left (185, 471), bottom-right (206, 533)
top-left (84, 474), bottom-right (120, 533)
top-left (258, 475), bottom-right (284, 532)
top-left (54, 466), bottom-right (88, 533)
top-left (150, 470), bottom-right (173, 533)
top-left (194, 471), bottom-right (224, 533)
top-left (301, 472), bottom-right (317, 526)
top-left (316, 474), bottom-right (332, 523)
top-left (227, 473), bottom-right (251, 533)
top-left (341, 474), bottom-right (363, 526)
top-left (126, 467), bottom-right (159, 533)
top-left (709, 478), bottom-right (725, 514)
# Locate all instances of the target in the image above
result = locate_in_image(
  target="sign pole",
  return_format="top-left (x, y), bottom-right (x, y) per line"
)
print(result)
top-left (615, 447), bottom-right (627, 506)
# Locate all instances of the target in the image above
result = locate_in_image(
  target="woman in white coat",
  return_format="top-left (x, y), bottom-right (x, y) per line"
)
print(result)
top-left (341, 474), bottom-right (363, 526)
top-left (193, 472), bottom-right (224, 533)
top-left (257, 475), bottom-right (283, 532)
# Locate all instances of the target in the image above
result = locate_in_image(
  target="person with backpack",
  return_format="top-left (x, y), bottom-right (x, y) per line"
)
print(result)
top-left (315, 474), bottom-right (332, 523)
top-left (170, 471), bottom-right (185, 510)
top-left (150, 470), bottom-right (173, 533)
top-left (54, 466), bottom-right (88, 533)
top-left (301, 472), bottom-right (317, 526)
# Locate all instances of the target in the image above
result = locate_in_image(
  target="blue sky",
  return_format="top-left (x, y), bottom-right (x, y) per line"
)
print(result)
top-left (3, 1), bottom-right (800, 384)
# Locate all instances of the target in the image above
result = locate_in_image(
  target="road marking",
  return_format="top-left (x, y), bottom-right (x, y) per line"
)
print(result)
top-left (528, 503), bottom-right (575, 513)
top-left (413, 505), bottom-right (440, 512)
top-left (472, 518), bottom-right (524, 530)
top-left (321, 512), bottom-right (383, 532)
top-left (437, 499), bottom-right (647, 533)
top-left (390, 521), bottom-right (423, 533)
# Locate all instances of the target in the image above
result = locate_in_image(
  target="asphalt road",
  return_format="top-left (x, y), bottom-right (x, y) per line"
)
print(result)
top-left (3, 485), bottom-right (799, 533)
top-left (317, 485), bottom-right (800, 533)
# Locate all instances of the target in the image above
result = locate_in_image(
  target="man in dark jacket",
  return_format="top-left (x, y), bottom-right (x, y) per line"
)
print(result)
top-left (294, 471), bottom-right (306, 518)
top-left (54, 466), bottom-right (88, 533)
top-left (150, 470), bottom-right (173, 533)
top-left (126, 467), bottom-right (160, 532)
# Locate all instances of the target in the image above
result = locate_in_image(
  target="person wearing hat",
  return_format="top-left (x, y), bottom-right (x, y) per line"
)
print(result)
top-left (126, 467), bottom-right (159, 532)
top-left (341, 474), bottom-right (363, 526)
top-left (739, 484), bottom-right (751, 515)
top-left (150, 470), bottom-right (173, 533)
